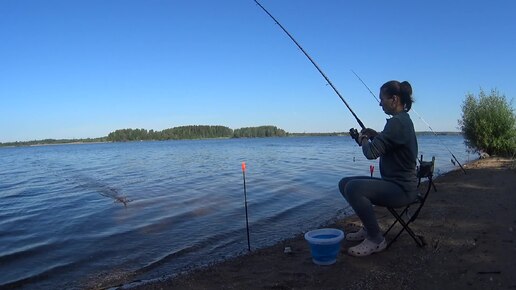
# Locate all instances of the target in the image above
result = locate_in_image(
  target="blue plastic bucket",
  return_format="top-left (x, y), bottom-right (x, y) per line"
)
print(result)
top-left (304, 228), bottom-right (344, 265)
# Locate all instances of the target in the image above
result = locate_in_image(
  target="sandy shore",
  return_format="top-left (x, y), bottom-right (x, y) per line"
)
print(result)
top-left (114, 157), bottom-right (515, 290)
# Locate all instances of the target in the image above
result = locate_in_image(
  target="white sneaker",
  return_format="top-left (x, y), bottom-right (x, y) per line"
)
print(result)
top-left (346, 227), bottom-right (367, 241)
top-left (347, 238), bottom-right (387, 257)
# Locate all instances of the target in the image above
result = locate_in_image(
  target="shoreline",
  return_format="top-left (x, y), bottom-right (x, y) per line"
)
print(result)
top-left (100, 157), bottom-right (516, 290)
top-left (1, 132), bottom-right (463, 148)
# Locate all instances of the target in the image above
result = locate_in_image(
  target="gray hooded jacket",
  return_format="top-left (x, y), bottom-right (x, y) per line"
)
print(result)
top-left (362, 111), bottom-right (419, 195)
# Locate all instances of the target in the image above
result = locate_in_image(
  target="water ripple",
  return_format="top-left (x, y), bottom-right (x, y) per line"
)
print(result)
top-left (0, 136), bottom-right (470, 289)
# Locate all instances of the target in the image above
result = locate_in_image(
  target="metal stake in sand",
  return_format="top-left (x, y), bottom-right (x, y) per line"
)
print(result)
top-left (241, 162), bottom-right (251, 252)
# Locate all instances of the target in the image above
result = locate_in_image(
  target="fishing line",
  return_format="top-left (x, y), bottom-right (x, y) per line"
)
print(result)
top-left (351, 70), bottom-right (467, 174)
top-left (254, 0), bottom-right (366, 130)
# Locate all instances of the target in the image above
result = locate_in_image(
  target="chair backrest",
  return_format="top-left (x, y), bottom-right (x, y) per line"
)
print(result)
top-left (409, 155), bottom-right (436, 222)
top-left (417, 155), bottom-right (435, 179)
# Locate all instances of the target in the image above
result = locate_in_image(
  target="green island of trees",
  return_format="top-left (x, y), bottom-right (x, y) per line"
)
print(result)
top-left (106, 125), bottom-right (288, 141)
top-left (0, 125), bottom-right (289, 147)
top-left (0, 125), bottom-right (467, 148)
top-left (0, 137), bottom-right (108, 147)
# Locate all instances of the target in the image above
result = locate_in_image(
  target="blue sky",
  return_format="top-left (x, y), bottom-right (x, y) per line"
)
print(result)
top-left (1, 0), bottom-right (515, 142)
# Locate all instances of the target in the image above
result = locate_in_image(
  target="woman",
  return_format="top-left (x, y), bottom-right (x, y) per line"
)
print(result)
top-left (339, 80), bottom-right (418, 257)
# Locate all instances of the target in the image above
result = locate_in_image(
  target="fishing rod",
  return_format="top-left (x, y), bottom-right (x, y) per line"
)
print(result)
top-left (253, 0), bottom-right (366, 130)
top-left (351, 70), bottom-right (467, 174)
top-left (241, 162), bottom-right (251, 251)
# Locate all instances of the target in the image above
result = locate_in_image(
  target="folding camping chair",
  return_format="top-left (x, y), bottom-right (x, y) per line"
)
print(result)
top-left (382, 155), bottom-right (436, 248)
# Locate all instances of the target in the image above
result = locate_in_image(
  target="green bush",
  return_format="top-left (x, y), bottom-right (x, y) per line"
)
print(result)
top-left (459, 88), bottom-right (516, 157)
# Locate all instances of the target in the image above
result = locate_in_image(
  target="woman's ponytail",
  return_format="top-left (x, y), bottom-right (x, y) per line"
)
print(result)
top-left (399, 81), bottom-right (413, 111)
top-left (381, 80), bottom-right (414, 112)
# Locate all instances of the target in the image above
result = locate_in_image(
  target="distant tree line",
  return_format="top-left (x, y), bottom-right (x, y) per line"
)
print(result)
top-left (104, 127), bottom-right (464, 142)
top-left (0, 137), bottom-right (108, 147)
top-left (233, 126), bottom-right (287, 138)
top-left (0, 125), bottom-right (288, 147)
top-left (106, 125), bottom-right (288, 142)
top-left (107, 125), bottom-right (234, 141)
top-left (288, 132), bottom-right (344, 137)
top-left (0, 125), bottom-right (465, 147)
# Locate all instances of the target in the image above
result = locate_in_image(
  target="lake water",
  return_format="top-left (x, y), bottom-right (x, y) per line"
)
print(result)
top-left (0, 135), bottom-right (471, 289)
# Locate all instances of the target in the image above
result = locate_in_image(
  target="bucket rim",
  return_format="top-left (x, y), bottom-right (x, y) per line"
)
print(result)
top-left (304, 228), bottom-right (344, 245)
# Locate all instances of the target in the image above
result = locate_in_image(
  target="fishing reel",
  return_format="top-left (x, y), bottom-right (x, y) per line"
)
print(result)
top-left (350, 128), bottom-right (375, 146)
top-left (349, 128), bottom-right (361, 145)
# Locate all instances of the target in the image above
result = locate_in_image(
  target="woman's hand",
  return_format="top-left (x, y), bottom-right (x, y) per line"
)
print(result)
top-left (358, 132), bottom-right (369, 145)
top-left (361, 128), bottom-right (378, 139)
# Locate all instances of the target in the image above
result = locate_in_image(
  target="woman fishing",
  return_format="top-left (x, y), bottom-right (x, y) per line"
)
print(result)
top-left (339, 80), bottom-right (418, 256)
top-left (253, 0), bottom-right (419, 256)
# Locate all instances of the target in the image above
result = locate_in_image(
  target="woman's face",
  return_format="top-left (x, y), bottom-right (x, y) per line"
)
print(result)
top-left (379, 92), bottom-right (395, 114)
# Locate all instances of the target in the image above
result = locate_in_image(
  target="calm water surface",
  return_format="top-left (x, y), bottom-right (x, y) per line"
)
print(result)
top-left (0, 136), bottom-right (471, 289)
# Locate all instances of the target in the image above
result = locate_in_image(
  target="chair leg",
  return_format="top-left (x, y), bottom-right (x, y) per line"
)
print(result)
top-left (385, 164), bottom-right (434, 248)
top-left (386, 208), bottom-right (425, 248)
top-left (431, 180), bottom-right (437, 192)
top-left (384, 206), bottom-right (410, 235)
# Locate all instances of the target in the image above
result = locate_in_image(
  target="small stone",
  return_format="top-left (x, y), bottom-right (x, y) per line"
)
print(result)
top-left (284, 246), bottom-right (292, 254)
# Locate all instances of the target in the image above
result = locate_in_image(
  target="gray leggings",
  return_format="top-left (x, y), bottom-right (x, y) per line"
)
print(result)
top-left (338, 176), bottom-right (414, 242)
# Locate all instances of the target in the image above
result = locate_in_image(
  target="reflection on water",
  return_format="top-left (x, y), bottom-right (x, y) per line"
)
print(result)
top-left (0, 135), bottom-right (470, 289)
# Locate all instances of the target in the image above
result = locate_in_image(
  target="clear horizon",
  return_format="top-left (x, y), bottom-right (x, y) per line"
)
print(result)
top-left (1, 1), bottom-right (515, 143)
